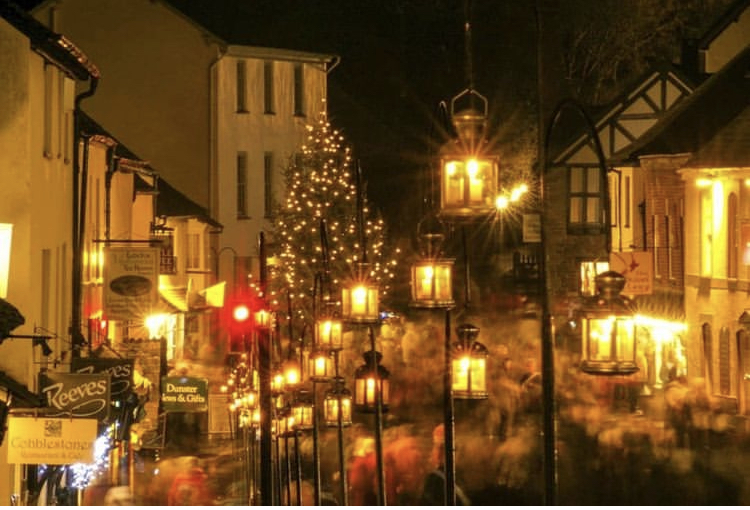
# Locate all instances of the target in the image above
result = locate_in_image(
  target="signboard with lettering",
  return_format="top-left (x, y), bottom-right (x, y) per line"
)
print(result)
top-left (39, 373), bottom-right (111, 421)
top-left (609, 251), bottom-right (653, 296)
top-left (103, 246), bottom-right (159, 321)
top-left (523, 214), bottom-right (542, 243)
top-left (7, 416), bottom-right (97, 465)
top-left (160, 376), bottom-right (208, 413)
top-left (71, 358), bottom-right (134, 400)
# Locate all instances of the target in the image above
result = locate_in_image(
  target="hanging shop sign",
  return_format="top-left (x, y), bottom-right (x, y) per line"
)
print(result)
top-left (7, 415), bottom-right (97, 465)
top-left (71, 358), bottom-right (134, 400)
top-left (609, 251), bottom-right (652, 295)
top-left (160, 376), bottom-right (208, 413)
top-left (39, 372), bottom-right (111, 421)
top-left (103, 246), bottom-right (160, 321)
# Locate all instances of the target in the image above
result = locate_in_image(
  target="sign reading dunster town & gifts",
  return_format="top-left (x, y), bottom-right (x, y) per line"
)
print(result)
top-left (103, 246), bottom-right (160, 321)
top-left (7, 416), bottom-right (97, 465)
top-left (609, 251), bottom-right (653, 296)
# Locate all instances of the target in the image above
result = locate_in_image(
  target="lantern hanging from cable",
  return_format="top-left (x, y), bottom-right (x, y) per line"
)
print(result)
top-left (341, 262), bottom-right (379, 324)
top-left (452, 323), bottom-right (488, 399)
top-left (439, 89), bottom-right (499, 218)
top-left (410, 214), bottom-right (455, 309)
top-left (578, 270), bottom-right (638, 375)
top-left (324, 377), bottom-right (353, 427)
top-left (354, 350), bottom-right (390, 412)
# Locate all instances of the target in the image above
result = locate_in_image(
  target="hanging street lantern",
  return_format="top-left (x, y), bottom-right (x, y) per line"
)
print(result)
top-left (452, 323), bottom-right (489, 399)
top-left (410, 214), bottom-right (455, 309)
top-left (315, 311), bottom-right (344, 351)
top-left (354, 350), bottom-right (390, 412)
top-left (324, 377), bottom-right (353, 427)
top-left (439, 89), bottom-right (499, 218)
top-left (308, 347), bottom-right (334, 383)
top-left (577, 271), bottom-right (638, 375)
top-left (291, 390), bottom-right (314, 432)
top-left (342, 262), bottom-right (379, 324)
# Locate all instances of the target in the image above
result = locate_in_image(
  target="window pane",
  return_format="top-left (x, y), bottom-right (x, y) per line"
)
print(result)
top-left (570, 168), bottom-right (583, 193)
top-left (570, 197), bottom-right (583, 223)
top-left (585, 197), bottom-right (600, 223)
top-left (236, 61), bottom-right (247, 112)
top-left (586, 167), bottom-right (600, 193)
top-left (237, 152), bottom-right (247, 217)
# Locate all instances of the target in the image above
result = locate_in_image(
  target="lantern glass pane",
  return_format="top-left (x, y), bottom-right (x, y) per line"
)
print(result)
top-left (452, 356), bottom-right (470, 393)
top-left (615, 317), bottom-right (635, 361)
top-left (441, 157), bottom-right (498, 215)
top-left (309, 352), bottom-right (332, 382)
top-left (585, 316), bottom-right (614, 362)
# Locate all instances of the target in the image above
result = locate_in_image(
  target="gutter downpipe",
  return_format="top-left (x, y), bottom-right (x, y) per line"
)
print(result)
top-left (71, 75), bottom-right (99, 360)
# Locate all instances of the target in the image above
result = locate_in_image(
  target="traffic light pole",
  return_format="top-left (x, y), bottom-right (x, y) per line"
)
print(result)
top-left (258, 232), bottom-right (274, 505)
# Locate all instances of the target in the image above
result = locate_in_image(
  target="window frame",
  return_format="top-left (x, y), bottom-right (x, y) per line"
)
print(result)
top-left (567, 165), bottom-right (606, 235)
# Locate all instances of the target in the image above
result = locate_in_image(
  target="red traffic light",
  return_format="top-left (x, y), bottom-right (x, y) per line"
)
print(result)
top-left (232, 304), bottom-right (251, 323)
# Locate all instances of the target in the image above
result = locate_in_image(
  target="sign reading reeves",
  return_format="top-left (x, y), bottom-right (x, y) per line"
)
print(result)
top-left (161, 376), bottom-right (208, 413)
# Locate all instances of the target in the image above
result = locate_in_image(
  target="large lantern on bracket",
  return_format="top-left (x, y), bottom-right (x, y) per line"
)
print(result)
top-left (354, 350), bottom-right (390, 412)
top-left (452, 323), bottom-right (488, 399)
top-left (578, 270), bottom-right (638, 375)
top-left (440, 89), bottom-right (499, 217)
top-left (342, 262), bottom-right (379, 324)
top-left (324, 377), bottom-right (353, 427)
top-left (410, 214), bottom-right (455, 309)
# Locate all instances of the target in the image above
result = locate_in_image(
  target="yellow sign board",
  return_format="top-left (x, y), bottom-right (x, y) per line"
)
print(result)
top-left (7, 416), bottom-right (97, 465)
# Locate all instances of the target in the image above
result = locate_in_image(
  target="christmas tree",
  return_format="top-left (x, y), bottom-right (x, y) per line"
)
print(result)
top-left (270, 113), bottom-right (399, 327)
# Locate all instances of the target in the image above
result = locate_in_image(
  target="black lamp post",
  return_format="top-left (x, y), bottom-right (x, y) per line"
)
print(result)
top-left (538, 96), bottom-right (618, 504)
top-left (409, 214), bottom-right (457, 505)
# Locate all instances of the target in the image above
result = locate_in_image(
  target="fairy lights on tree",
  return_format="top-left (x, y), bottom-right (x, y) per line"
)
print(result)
top-left (271, 112), bottom-right (399, 324)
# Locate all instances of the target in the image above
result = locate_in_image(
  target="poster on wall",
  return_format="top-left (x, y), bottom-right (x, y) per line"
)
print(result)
top-left (7, 416), bottom-right (97, 465)
top-left (103, 246), bottom-right (160, 321)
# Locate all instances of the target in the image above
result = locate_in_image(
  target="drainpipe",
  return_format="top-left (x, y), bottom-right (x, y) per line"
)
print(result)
top-left (71, 75), bottom-right (99, 360)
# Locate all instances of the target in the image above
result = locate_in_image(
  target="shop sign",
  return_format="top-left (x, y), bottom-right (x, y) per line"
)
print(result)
top-left (7, 416), bottom-right (97, 465)
top-left (71, 358), bottom-right (134, 400)
top-left (39, 372), bottom-right (111, 421)
top-left (609, 251), bottom-right (652, 295)
top-left (103, 246), bottom-right (159, 321)
top-left (161, 376), bottom-right (208, 413)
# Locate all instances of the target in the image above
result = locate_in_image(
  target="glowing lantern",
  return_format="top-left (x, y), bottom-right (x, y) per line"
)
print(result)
top-left (315, 314), bottom-right (344, 351)
top-left (291, 390), bottom-right (314, 431)
top-left (308, 347), bottom-right (333, 383)
top-left (354, 350), bottom-right (389, 413)
top-left (342, 263), bottom-right (379, 324)
top-left (409, 225), bottom-right (454, 308)
top-left (578, 271), bottom-right (638, 375)
top-left (439, 90), bottom-right (498, 217)
top-left (324, 377), bottom-right (352, 427)
top-left (451, 323), bottom-right (488, 399)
